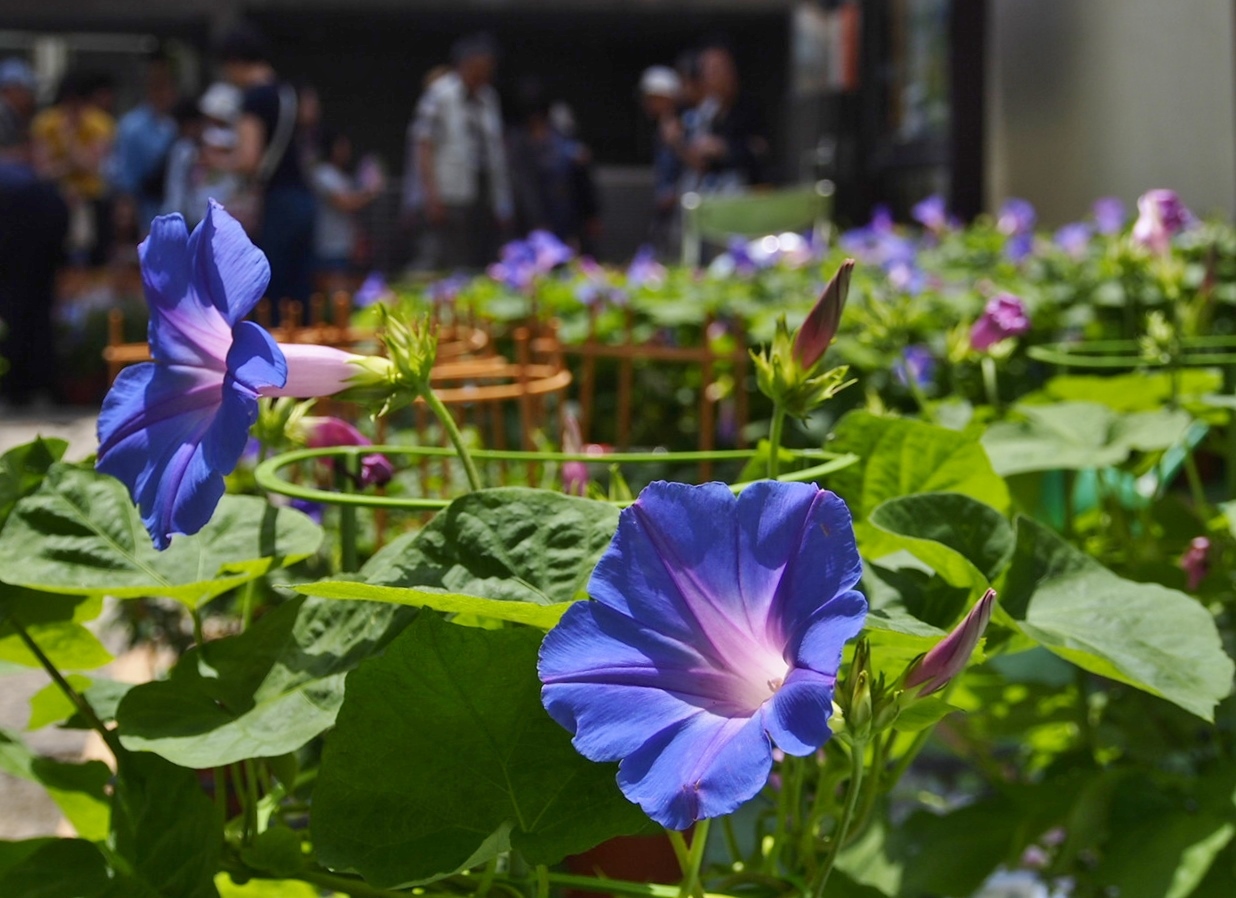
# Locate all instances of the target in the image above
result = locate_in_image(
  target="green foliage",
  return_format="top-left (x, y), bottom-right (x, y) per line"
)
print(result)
top-left (0, 464), bottom-right (322, 608)
top-left (313, 614), bottom-right (650, 887)
top-left (115, 595), bottom-right (415, 767)
top-left (0, 729), bottom-right (111, 841)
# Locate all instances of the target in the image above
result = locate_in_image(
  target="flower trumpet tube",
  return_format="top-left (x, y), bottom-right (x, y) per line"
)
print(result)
top-left (538, 480), bottom-right (868, 829)
top-left (96, 201), bottom-right (399, 549)
top-left (904, 588), bottom-right (997, 697)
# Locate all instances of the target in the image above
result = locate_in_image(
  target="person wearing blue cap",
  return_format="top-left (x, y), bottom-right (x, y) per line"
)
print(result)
top-left (0, 58), bottom-right (38, 147)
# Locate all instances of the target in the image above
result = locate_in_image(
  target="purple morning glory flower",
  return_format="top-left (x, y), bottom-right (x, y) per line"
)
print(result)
top-left (1092, 196), bottom-right (1126, 235)
top-left (626, 245), bottom-right (667, 288)
top-left (997, 198), bottom-right (1036, 235)
top-left (911, 194), bottom-right (948, 232)
top-left (894, 344), bottom-right (936, 388)
top-left (527, 229), bottom-right (575, 271)
top-left (1132, 189), bottom-right (1193, 255)
top-left (97, 201), bottom-right (369, 549)
top-left (1054, 222), bottom-right (1094, 259)
top-left (839, 206), bottom-right (917, 270)
top-left (970, 293), bottom-right (1030, 351)
top-left (538, 480), bottom-right (867, 829)
top-left (488, 230), bottom-right (574, 289)
top-left (353, 271), bottom-right (393, 308)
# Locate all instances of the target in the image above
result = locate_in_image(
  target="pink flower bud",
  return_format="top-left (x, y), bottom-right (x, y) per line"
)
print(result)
top-left (970, 294), bottom-right (1029, 352)
top-left (1180, 536), bottom-right (1211, 591)
top-left (303, 416), bottom-right (393, 488)
top-left (793, 259), bottom-right (855, 369)
top-left (265, 344), bottom-right (369, 398)
top-left (1131, 189), bottom-right (1192, 255)
top-left (905, 589), bottom-right (996, 696)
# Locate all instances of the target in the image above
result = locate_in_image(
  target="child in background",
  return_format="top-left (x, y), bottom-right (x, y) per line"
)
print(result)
top-left (312, 129), bottom-right (382, 293)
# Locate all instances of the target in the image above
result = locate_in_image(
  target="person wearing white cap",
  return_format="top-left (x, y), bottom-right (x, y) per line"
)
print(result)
top-left (639, 65), bottom-right (683, 256)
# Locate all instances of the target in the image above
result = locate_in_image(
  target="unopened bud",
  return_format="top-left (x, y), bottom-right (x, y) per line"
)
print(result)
top-left (793, 259), bottom-right (854, 369)
top-left (905, 589), bottom-right (996, 696)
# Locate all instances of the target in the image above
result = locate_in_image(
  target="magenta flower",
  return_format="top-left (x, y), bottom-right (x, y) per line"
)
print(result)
top-left (1180, 536), bottom-right (1211, 591)
top-left (1132, 189), bottom-right (1192, 254)
top-left (970, 293), bottom-right (1030, 351)
top-left (560, 411), bottom-right (589, 497)
top-left (905, 588), bottom-right (996, 696)
top-left (302, 416), bottom-right (394, 487)
top-left (538, 481), bottom-right (867, 829)
top-left (97, 201), bottom-right (371, 548)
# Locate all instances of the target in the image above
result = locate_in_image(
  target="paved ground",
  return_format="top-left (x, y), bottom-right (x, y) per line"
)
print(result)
top-left (1, 404), bottom-right (102, 839)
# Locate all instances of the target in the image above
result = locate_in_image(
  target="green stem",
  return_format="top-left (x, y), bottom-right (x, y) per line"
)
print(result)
top-left (3, 612), bottom-right (123, 758)
top-left (1183, 451), bottom-right (1211, 518)
top-left (680, 819), bottom-right (711, 898)
top-left (239, 579), bottom-right (258, 632)
top-left (422, 388), bottom-right (484, 491)
top-left (191, 607), bottom-right (205, 649)
top-left (294, 867), bottom-right (412, 898)
top-left (980, 356), bottom-right (1001, 412)
top-left (812, 740), bottom-right (865, 898)
top-left (720, 814), bottom-right (742, 868)
top-left (243, 758), bottom-right (260, 843)
top-left (335, 456), bottom-right (360, 573)
top-left (475, 856), bottom-right (499, 898)
top-left (767, 404), bottom-right (787, 479)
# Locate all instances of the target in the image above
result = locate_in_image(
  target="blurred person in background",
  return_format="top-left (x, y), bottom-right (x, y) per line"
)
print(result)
top-left (217, 23), bottom-right (315, 311)
top-left (0, 119), bottom-right (69, 408)
top-left (0, 58), bottom-right (37, 146)
top-left (312, 128), bottom-right (383, 293)
top-left (508, 78), bottom-right (599, 252)
top-left (638, 65), bottom-right (682, 257)
top-left (112, 53), bottom-right (178, 235)
top-left (32, 70), bottom-right (115, 265)
top-left (411, 33), bottom-right (512, 271)
top-left (161, 96), bottom-right (206, 226)
top-left (681, 42), bottom-right (768, 194)
top-left (401, 63), bottom-right (450, 271)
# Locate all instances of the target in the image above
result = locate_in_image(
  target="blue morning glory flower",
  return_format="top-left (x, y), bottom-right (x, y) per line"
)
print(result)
top-left (538, 480), bottom-right (867, 829)
top-left (97, 201), bottom-right (371, 549)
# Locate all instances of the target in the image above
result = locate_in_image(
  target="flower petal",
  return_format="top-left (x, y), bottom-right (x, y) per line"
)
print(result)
top-left (761, 667), bottom-right (837, 756)
top-left (768, 490), bottom-right (864, 645)
top-left (789, 590), bottom-right (868, 677)
top-left (96, 363), bottom-right (227, 549)
top-left (227, 320), bottom-right (287, 392)
top-left (540, 601), bottom-right (754, 732)
top-left (141, 214), bottom-right (232, 368)
top-left (189, 199), bottom-right (271, 327)
top-left (617, 711), bottom-right (772, 829)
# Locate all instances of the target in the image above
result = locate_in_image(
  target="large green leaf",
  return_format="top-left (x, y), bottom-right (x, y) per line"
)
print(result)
top-left (1002, 517), bottom-right (1233, 720)
top-left (981, 402), bottom-right (1194, 476)
top-left (0, 838), bottom-right (123, 898)
top-left (827, 412), bottom-right (1008, 556)
top-left (0, 437), bottom-right (67, 533)
top-left (0, 728), bottom-right (111, 841)
top-left (115, 595), bottom-right (415, 768)
top-left (110, 750), bottom-right (220, 898)
top-left (0, 464), bottom-right (322, 608)
top-left (0, 584), bottom-right (112, 670)
top-left (360, 487), bottom-right (620, 603)
top-left (302, 488), bottom-right (620, 624)
top-left (1040, 370), bottom-right (1222, 412)
top-left (313, 614), bottom-right (650, 887)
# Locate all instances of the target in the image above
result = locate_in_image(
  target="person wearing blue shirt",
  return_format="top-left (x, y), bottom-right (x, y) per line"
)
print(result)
top-left (112, 54), bottom-right (178, 234)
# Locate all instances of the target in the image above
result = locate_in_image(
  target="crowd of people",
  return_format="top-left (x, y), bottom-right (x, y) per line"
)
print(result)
top-left (0, 23), bottom-right (770, 408)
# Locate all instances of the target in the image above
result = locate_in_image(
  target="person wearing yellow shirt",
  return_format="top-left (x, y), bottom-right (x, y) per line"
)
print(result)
top-left (32, 70), bottom-right (115, 264)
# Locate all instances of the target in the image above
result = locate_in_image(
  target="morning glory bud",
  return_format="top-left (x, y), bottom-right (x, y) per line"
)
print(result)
top-left (752, 260), bottom-right (857, 418)
top-left (793, 259), bottom-right (854, 369)
top-left (1180, 536), bottom-right (1211, 591)
top-left (1131, 189), bottom-right (1192, 255)
top-left (300, 417), bottom-right (394, 488)
top-left (904, 589), bottom-right (996, 696)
